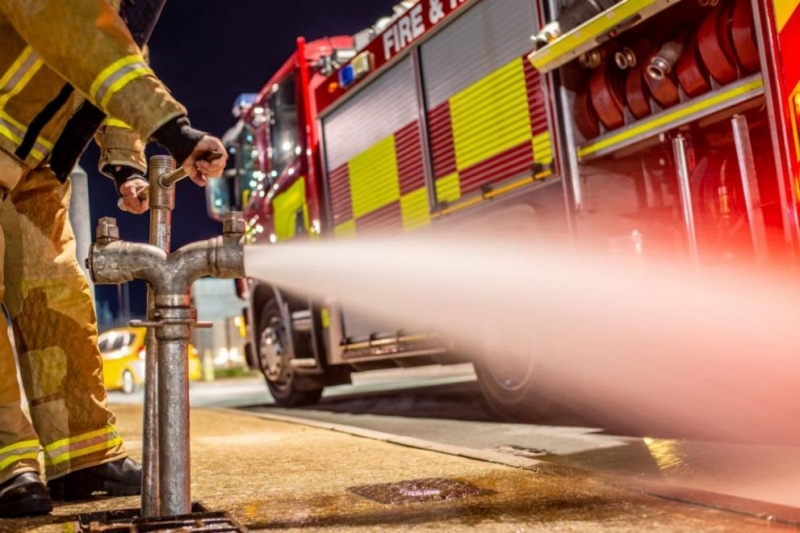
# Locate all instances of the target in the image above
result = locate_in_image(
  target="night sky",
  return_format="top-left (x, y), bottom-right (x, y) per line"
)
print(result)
top-left (85, 0), bottom-right (398, 318)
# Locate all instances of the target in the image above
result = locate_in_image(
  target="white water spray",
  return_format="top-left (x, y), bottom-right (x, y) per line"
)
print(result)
top-left (245, 232), bottom-right (800, 446)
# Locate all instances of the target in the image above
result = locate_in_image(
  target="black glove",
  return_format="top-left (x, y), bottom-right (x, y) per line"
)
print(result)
top-left (150, 115), bottom-right (207, 165)
top-left (102, 164), bottom-right (147, 196)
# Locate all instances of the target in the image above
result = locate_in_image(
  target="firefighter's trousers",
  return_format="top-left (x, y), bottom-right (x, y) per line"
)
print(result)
top-left (0, 158), bottom-right (127, 486)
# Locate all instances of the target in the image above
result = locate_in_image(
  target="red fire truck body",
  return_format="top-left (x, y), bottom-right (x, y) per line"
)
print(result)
top-left (208, 0), bottom-right (800, 417)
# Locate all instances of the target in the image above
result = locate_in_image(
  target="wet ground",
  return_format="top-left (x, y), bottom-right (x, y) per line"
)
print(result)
top-left (4, 403), bottom-right (799, 532)
top-left (245, 367), bottom-right (800, 511)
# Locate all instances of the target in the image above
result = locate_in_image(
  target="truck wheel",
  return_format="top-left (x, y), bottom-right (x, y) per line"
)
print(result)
top-left (473, 347), bottom-right (551, 422)
top-left (121, 370), bottom-right (138, 395)
top-left (256, 299), bottom-right (323, 407)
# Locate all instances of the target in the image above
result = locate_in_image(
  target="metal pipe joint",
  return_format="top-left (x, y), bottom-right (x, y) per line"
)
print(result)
top-left (88, 217), bottom-right (245, 295)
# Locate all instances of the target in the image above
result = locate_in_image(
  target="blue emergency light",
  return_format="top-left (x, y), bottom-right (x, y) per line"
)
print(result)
top-left (338, 65), bottom-right (356, 88)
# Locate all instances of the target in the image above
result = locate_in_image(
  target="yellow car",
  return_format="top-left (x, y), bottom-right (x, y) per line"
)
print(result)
top-left (99, 326), bottom-right (203, 394)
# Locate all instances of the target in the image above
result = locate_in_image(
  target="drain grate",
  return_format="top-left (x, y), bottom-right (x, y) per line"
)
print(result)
top-left (348, 477), bottom-right (493, 505)
top-left (76, 502), bottom-right (247, 532)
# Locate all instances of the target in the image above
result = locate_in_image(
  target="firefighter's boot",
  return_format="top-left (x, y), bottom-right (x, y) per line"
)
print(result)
top-left (0, 472), bottom-right (52, 518)
top-left (47, 457), bottom-right (142, 501)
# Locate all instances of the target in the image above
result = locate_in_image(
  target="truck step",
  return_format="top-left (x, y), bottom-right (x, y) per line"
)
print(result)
top-left (289, 358), bottom-right (319, 370)
top-left (291, 310), bottom-right (312, 333)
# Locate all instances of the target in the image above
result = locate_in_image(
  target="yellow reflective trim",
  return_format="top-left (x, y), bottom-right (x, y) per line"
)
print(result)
top-left (29, 148), bottom-right (45, 161)
top-left (434, 172), bottom-right (461, 204)
top-left (529, 0), bottom-right (666, 71)
top-left (0, 111), bottom-right (53, 147)
top-left (0, 452), bottom-right (39, 470)
top-left (0, 47), bottom-right (32, 89)
top-left (43, 427), bottom-right (116, 455)
top-left (578, 77), bottom-right (765, 159)
top-left (0, 124), bottom-right (45, 161)
top-left (321, 308), bottom-right (331, 328)
top-left (450, 59), bottom-right (530, 170)
top-left (0, 439), bottom-right (39, 456)
top-left (400, 188), bottom-right (431, 231)
top-left (103, 117), bottom-right (132, 129)
top-left (0, 122), bottom-right (20, 144)
top-left (0, 113), bottom-right (50, 162)
top-left (0, 439), bottom-right (40, 471)
top-left (334, 220), bottom-right (356, 237)
top-left (775, 0), bottom-right (800, 32)
top-left (90, 55), bottom-right (142, 104)
top-left (99, 66), bottom-right (154, 109)
top-left (0, 56), bottom-right (43, 108)
top-left (348, 135), bottom-right (400, 218)
top-left (46, 437), bottom-right (123, 467)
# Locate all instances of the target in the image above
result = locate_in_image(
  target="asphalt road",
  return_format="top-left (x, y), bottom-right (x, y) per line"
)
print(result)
top-left (109, 363), bottom-right (800, 513)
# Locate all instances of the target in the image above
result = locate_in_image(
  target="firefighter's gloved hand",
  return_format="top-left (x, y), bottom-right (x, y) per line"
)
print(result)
top-left (183, 135), bottom-right (227, 186)
top-left (150, 116), bottom-right (228, 186)
top-left (103, 164), bottom-right (149, 214)
top-left (118, 177), bottom-right (149, 214)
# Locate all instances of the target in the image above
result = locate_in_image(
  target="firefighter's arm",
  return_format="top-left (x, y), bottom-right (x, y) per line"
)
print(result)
top-left (96, 42), bottom-right (149, 213)
top-left (0, 0), bottom-right (184, 139)
top-left (96, 118), bottom-right (149, 213)
top-left (0, 0), bottom-right (227, 183)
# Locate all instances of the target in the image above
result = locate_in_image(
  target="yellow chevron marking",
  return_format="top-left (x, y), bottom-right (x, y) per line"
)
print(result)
top-left (272, 178), bottom-right (308, 241)
top-left (435, 172), bottom-right (461, 204)
top-left (775, 0), bottom-right (800, 32)
top-left (400, 188), bottom-right (431, 231)
top-left (348, 135), bottom-right (400, 218)
top-left (334, 219), bottom-right (357, 237)
top-left (532, 132), bottom-right (553, 166)
top-left (450, 59), bottom-right (530, 170)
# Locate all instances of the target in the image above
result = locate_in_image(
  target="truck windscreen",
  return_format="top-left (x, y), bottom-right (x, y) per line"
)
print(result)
top-left (268, 74), bottom-right (300, 179)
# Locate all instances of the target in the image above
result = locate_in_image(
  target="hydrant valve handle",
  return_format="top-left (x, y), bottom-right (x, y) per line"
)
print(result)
top-left (159, 150), bottom-right (224, 188)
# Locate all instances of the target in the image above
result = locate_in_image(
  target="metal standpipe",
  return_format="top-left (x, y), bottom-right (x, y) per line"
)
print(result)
top-left (143, 155), bottom-right (176, 517)
top-left (87, 155), bottom-right (245, 517)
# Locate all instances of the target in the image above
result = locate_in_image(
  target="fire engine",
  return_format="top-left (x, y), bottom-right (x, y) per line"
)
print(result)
top-left (207, 0), bottom-right (800, 419)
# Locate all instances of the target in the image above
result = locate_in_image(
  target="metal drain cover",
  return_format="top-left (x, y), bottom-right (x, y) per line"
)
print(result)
top-left (76, 502), bottom-right (247, 532)
top-left (348, 477), bottom-right (493, 505)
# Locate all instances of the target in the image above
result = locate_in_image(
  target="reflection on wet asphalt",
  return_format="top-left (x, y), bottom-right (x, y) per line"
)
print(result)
top-left (251, 379), bottom-right (800, 510)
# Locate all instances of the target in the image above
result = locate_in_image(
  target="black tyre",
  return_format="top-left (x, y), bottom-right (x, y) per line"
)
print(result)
top-left (256, 299), bottom-right (323, 407)
top-left (473, 346), bottom-right (551, 422)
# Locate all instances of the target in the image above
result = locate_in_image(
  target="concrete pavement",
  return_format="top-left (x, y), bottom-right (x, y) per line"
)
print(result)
top-left (6, 404), bottom-right (799, 532)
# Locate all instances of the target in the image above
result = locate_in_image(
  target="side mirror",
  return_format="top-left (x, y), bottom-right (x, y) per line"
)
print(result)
top-left (205, 170), bottom-right (234, 221)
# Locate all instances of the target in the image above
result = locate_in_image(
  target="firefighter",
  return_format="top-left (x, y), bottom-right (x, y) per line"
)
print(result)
top-left (0, 0), bottom-right (227, 518)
